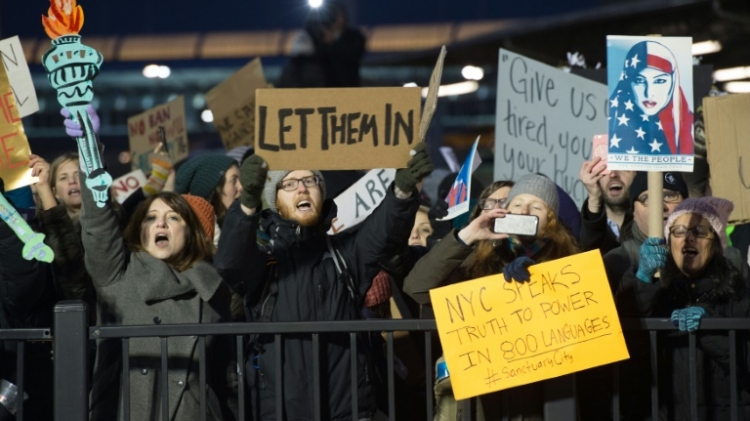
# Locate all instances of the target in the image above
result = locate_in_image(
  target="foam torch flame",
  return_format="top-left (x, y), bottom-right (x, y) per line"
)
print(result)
top-left (42, 0), bottom-right (84, 39)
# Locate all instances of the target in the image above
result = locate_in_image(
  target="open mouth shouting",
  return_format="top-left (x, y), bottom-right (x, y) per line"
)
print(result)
top-left (296, 199), bottom-right (313, 212)
top-left (682, 246), bottom-right (698, 258)
top-left (154, 232), bottom-right (170, 249)
top-left (605, 181), bottom-right (624, 198)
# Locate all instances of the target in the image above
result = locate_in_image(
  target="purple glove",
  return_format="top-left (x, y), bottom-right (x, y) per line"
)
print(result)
top-left (503, 256), bottom-right (534, 283)
top-left (61, 105), bottom-right (100, 138)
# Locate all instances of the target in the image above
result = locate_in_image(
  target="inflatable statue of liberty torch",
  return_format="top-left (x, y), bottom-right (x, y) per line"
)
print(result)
top-left (41, 0), bottom-right (111, 207)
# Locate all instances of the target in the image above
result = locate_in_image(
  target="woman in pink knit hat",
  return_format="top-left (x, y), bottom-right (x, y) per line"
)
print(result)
top-left (617, 196), bottom-right (750, 419)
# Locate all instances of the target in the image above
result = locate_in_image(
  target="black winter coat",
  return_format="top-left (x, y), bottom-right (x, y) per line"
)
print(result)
top-left (0, 210), bottom-right (56, 420)
top-left (616, 260), bottom-right (750, 420)
top-left (215, 187), bottom-right (419, 421)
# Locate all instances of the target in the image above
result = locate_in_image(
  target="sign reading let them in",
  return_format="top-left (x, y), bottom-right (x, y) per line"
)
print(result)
top-left (255, 88), bottom-right (421, 171)
top-left (430, 250), bottom-right (629, 399)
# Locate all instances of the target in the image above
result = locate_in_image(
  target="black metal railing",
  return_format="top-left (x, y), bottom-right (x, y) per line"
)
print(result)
top-left (2, 302), bottom-right (749, 421)
top-left (0, 327), bottom-right (52, 421)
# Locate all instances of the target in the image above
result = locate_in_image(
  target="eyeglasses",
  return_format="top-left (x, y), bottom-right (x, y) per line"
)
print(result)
top-left (278, 175), bottom-right (321, 192)
top-left (670, 225), bottom-right (714, 239)
top-left (480, 198), bottom-right (506, 210)
top-left (635, 190), bottom-right (682, 207)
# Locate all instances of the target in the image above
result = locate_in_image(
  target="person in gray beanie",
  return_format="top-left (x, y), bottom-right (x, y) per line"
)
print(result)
top-left (401, 172), bottom-right (580, 420)
top-left (214, 143), bottom-right (432, 421)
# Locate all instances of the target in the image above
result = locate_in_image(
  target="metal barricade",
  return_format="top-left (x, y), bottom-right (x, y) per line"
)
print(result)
top-left (0, 325), bottom-right (52, 421)
top-left (49, 301), bottom-right (750, 421)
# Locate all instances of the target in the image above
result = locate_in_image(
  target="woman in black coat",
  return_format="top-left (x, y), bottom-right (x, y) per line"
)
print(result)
top-left (617, 197), bottom-right (750, 420)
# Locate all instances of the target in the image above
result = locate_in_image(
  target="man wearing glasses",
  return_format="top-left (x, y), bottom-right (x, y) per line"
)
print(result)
top-left (215, 145), bottom-right (432, 421)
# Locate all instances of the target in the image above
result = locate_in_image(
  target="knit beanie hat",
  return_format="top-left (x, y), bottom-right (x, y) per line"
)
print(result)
top-left (263, 170), bottom-right (326, 213)
top-left (175, 154), bottom-right (236, 200)
top-left (226, 146), bottom-right (253, 165)
top-left (664, 197), bottom-right (734, 249)
top-left (182, 194), bottom-right (216, 240)
top-left (504, 174), bottom-right (560, 214)
top-left (629, 171), bottom-right (689, 208)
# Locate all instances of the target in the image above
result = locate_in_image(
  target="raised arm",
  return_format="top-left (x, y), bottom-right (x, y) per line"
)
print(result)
top-left (214, 155), bottom-right (269, 297)
top-left (79, 173), bottom-right (127, 287)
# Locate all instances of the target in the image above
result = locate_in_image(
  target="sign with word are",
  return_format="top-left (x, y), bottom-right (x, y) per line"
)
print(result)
top-left (206, 58), bottom-right (270, 151)
top-left (704, 93), bottom-right (750, 224)
top-left (0, 36), bottom-right (38, 118)
top-left (328, 168), bottom-right (396, 235)
top-left (495, 49), bottom-right (609, 207)
top-left (430, 250), bottom-right (629, 399)
top-left (0, 64), bottom-right (33, 191)
top-left (128, 96), bottom-right (188, 174)
top-left (110, 169), bottom-right (148, 204)
top-left (255, 87), bottom-right (421, 171)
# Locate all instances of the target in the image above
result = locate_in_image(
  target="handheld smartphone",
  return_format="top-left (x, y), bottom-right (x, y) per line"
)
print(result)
top-left (493, 214), bottom-right (539, 236)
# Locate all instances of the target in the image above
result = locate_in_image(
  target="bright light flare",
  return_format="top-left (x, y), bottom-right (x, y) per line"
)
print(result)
top-left (461, 65), bottom-right (484, 81)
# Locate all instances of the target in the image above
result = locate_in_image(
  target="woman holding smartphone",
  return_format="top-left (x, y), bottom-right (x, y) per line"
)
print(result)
top-left (403, 173), bottom-right (579, 420)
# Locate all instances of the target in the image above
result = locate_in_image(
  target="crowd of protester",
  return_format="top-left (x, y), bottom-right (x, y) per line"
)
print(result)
top-left (1, 12), bottom-right (750, 416)
top-left (1, 100), bottom-right (748, 421)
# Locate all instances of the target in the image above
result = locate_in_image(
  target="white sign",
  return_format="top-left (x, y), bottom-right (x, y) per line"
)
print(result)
top-left (110, 170), bottom-right (148, 204)
top-left (0, 36), bottom-right (38, 117)
top-left (328, 168), bottom-right (397, 235)
top-left (495, 49), bottom-right (609, 206)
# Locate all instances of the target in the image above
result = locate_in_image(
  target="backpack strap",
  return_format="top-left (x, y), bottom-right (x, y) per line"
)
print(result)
top-left (247, 256), bottom-right (278, 353)
top-left (326, 235), bottom-right (361, 306)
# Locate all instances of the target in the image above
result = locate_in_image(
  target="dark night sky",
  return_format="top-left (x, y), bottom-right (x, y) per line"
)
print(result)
top-left (2, 0), bottom-right (598, 38)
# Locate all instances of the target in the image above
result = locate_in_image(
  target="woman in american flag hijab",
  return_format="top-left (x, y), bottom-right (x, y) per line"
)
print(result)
top-left (609, 40), bottom-right (693, 156)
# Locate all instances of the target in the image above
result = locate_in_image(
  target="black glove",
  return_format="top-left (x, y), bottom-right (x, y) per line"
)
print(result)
top-left (239, 155), bottom-right (268, 210)
top-left (428, 200), bottom-right (449, 220)
top-left (502, 256), bottom-right (534, 283)
top-left (395, 143), bottom-right (433, 193)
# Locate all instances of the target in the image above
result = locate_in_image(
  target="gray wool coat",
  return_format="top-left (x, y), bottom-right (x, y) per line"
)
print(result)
top-left (80, 183), bottom-right (230, 421)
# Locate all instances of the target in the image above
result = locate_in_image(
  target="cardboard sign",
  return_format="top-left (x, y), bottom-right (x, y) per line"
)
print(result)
top-left (606, 36), bottom-right (694, 172)
top-left (495, 50), bottom-right (608, 207)
top-left (704, 93), bottom-right (750, 224)
top-left (206, 58), bottom-right (270, 150)
top-left (111, 169), bottom-right (148, 204)
top-left (0, 64), bottom-right (33, 191)
top-left (0, 36), bottom-right (38, 118)
top-left (419, 46), bottom-right (446, 142)
top-left (128, 96), bottom-right (188, 174)
top-left (440, 136), bottom-right (481, 221)
top-left (430, 250), bottom-right (629, 399)
top-left (255, 87), bottom-right (421, 171)
top-left (328, 168), bottom-right (397, 235)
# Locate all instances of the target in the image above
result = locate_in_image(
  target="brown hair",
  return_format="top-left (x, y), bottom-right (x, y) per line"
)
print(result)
top-left (467, 180), bottom-right (515, 222)
top-left (207, 163), bottom-right (238, 228)
top-left (50, 152), bottom-right (80, 192)
top-left (468, 207), bottom-right (580, 279)
top-left (123, 192), bottom-right (214, 272)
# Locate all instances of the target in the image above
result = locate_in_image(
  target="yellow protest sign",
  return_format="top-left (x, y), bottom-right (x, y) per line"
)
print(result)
top-left (0, 64), bottom-right (33, 191)
top-left (127, 96), bottom-right (188, 174)
top-left (254, 87), bottom-right (421, 171)
top-left (430, 250), bottom-right (629, 400)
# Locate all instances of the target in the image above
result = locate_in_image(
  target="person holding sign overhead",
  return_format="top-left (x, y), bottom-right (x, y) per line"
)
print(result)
top-left (403, 173), bottom-right (580, 420)
top-left (214, 143), bottom-right (432, 421)
top-left (616, 197), bottom-right (750, 419)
